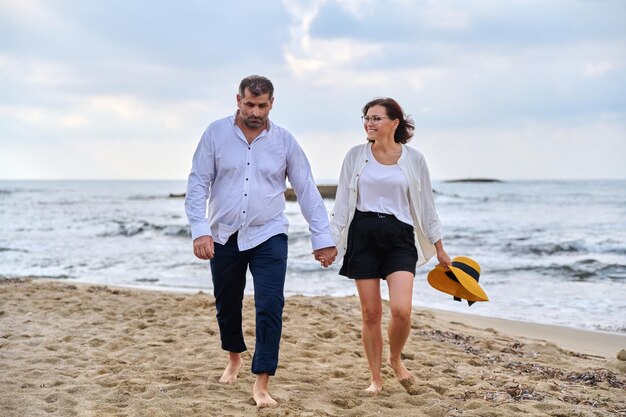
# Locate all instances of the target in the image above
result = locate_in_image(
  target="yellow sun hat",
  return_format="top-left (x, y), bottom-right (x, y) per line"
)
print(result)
top-left (427, 256), bottom-right (488, 306)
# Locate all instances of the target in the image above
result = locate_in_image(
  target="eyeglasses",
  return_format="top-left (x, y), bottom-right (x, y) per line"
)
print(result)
top-left (361, 115), bottom-right (389, 125)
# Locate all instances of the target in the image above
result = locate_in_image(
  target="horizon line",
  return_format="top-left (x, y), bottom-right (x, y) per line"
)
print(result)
top-left (1, 177), bottom-right (625, 182)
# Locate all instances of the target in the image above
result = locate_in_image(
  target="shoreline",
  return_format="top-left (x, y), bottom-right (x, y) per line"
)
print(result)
top-left (427, 307), bottom-right (626, 359)
top-left (52, 277), bottom-right (626, 339)
top-left (7, 276), bottom-right (626, 347)
top-left (1, 279), bottom-right (625, 416)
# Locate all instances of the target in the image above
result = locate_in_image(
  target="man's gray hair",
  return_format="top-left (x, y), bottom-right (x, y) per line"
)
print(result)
top-left (239, 75), bottom-right (274, 98)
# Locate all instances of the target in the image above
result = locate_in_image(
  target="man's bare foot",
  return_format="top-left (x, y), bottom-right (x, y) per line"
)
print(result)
top-left (252, 375), bottom-right (278, 408)
top-left (364, 379), bottom-right (383, 395)
top-left (388, 357), bottom-right (413, 381)
top-left (252, 389), bottom-right (278, 408)
top-left (219, 355), bottom-right (243, 384)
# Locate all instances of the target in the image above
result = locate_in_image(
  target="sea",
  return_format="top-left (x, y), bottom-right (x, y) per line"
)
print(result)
top-left (1, 180), bottom-right (624, 334)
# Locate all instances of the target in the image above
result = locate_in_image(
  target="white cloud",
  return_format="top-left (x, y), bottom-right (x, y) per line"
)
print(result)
top-left (416, 117), bottom-right (626, 180)
top-left (282, 0), bottom-right (383, 79)
top-left (1, 0), bottom-right (625, 179)
top-left (59, 115), bottom-right (86, 128)
top-left (419, 1), bottom-right (472, 31)
top-left (584, 61), bottom-right (616, 77)
top-left (0, 55), bottom-right (84, 87)
top-left (0, 0), bottom-right (63, 27)
top-left (83, 96), bottom-right (218, 131)
top-left (284, 38), bottom-right (382, 77)
top-left (0, 105), bottom-right (45, 124)
top-left (405, 68), bottom-right (448, 91)
top-left (0, 137), bottom-right (198, 179)
top-left (333, 0), bottom-right (376, 19)
top-left (88, 95), bottom-right (147, 120)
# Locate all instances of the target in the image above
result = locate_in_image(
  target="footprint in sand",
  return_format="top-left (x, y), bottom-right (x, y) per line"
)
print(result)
top-left (316, 330), bottom-right (337, 339)
top-left (331, 397), bottom-right (363, 409)
top-left (401, 379), bottom-right (429, 396)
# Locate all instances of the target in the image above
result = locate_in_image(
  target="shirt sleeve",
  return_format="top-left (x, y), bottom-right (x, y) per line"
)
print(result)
top-left (416, 153), bottom-right (443, 244)
top-left (185, 129), bottom-right (214, 240)
top-left (329, 147), bottom-right (354, 245)
top-left (285, 135), bottom-right (335, 250)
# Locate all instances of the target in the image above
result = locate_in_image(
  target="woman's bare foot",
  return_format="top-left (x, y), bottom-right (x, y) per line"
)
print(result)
top-left (364, 379), bottom-right (383, 395)
top-left (388, 357), bottom-right (413, 381)
top-left (219, 354), bottom-right (243, 384)
top-left (253, 374), bottom-right (278, 408)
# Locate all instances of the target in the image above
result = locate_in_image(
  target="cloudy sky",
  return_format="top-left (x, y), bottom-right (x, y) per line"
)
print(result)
top-left (1, 0), bottom-right (625, 181)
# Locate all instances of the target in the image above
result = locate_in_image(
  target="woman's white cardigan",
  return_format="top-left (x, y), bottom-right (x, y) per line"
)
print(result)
top-left (330, 143), bottom-right (442, 267)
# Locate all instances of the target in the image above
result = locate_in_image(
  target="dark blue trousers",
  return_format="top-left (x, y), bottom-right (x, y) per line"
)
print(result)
top-left (210, 232), bottom-right (288, 375)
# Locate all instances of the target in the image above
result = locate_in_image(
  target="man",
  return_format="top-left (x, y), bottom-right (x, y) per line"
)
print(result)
top-left (185, 75), bottom-right (337, 408)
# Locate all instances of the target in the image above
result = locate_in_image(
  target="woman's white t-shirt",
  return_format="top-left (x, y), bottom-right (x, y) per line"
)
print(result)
top-left (356, 144), bottom-right (414, 226)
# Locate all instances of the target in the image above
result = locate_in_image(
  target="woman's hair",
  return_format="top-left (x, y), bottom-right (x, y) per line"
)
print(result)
top-left (362, 98), bottom-right (415, 143)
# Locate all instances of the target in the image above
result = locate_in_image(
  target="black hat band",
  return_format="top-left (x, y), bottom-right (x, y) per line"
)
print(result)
top-left (451, 261), bottom-right (480, 282)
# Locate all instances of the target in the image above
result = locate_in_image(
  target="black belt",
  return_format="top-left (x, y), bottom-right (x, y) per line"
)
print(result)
top-left (354, 209), bottom-right (395, 219)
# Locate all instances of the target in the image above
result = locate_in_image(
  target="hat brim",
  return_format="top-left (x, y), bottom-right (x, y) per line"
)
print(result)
top-left (427, 264), bottom-right (489, 302)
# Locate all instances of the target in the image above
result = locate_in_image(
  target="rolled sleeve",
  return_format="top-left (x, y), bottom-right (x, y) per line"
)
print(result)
top-left (185, 130), bottom-right (214, 241)
top-left (417, 154), bottom-right (443, 244)
top-left (310, 233), bottom-right (336, 251)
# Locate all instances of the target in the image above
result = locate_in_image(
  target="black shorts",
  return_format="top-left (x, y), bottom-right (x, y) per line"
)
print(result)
top-left (339, 210), bottom-right (418, 279)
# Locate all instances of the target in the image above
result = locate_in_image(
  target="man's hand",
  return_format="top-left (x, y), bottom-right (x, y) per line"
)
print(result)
top-left (193, 235), bottom-right (215, 260)
top-left (313, 246), bottom-right (338, 268)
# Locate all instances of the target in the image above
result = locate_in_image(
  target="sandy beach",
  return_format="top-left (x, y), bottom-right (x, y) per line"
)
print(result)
top-left (1, 279), bottom-right (624, 416)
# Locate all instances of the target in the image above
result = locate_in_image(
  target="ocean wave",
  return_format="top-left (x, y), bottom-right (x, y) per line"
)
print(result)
top-left (601, 240), bottom-right (626, 255)
top-left (135, 278), bottom-right (159, 283)
top-left (490, 260), bottom-right (626, 280)
top-left (99, 221), bottom-right (190, 238)
top-left (434, 191), bottom-right (490, 203)
top-left (0, 274), bottom-right (71, 280)
top-left (0, 247), bottom-right (29, 253)
top-left (287, 231), bottom-right (311, 242)
top-left (287, 259), bottom-right (340, 274)
top-left (524, 241), bottom-right (586, 255)
top-left (594, 324), bottom-right (626, 333)
top-left (504, 239), bottom-right (626, 257)
top-left (128, 195), bottom-right (171, 201)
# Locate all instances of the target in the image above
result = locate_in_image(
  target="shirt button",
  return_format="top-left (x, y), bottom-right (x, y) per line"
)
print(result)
top-left (244, 194), bottom-right (247, 196)
top-left (247, 162), bottom-right (250, 165)
top-left (243, 211), bottom-right (246, 213)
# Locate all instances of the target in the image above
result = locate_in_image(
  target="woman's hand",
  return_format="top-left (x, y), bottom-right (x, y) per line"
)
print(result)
top-left (434, 240), bottom-right (452, 270)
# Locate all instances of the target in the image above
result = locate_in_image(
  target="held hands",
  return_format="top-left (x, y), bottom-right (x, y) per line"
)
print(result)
top-left (313, 246), bottom-right (338, 268)
top-left (193, 235), bottom-right (215, 260)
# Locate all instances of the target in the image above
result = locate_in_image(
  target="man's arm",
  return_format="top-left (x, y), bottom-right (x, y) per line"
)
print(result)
top-left (185, 129), bottom-right (215, 259)
top-left (284, 135), bottom-right (336, 263)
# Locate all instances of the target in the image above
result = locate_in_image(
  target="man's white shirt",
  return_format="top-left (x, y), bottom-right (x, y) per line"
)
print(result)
top-left (185, 114), bottom-right (334, 251)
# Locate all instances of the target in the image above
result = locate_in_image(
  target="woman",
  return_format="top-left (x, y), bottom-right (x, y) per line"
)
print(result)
top-left (329, 97), bottom-right (451, 394)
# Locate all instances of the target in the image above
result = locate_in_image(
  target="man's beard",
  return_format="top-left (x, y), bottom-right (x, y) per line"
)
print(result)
top-left (243, 116), bottom-right (264, 129)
